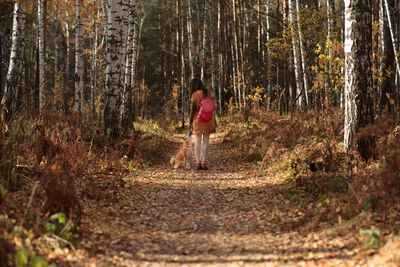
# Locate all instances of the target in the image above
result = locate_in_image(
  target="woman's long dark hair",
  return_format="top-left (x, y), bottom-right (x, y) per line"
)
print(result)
top-left (189, 78), bottom-right (209, 98)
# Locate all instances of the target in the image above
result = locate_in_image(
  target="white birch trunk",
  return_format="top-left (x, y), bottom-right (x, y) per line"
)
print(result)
top-left (383, 0), bottom-right (400, 78)
top-left (200, 0), bottom-right (208, 81)
top-left (104, 0), bottom-right (127, 137)
top-left (344, 0), bottom-right (355, 150)
top-left (121, 0), bottom-right (137, 128)
top-left (232, 0), bottom-right (241, 108)
top-left (38, 0), bottom-right (46, 112)
top-left (379, 0), bottom-right (385, 76)
top-left (91, 0), bottom-right (99, 118)
top-left (288, 0), bottom-right (304, 107)
top-left (208, 0), bottom-right (215, 98)
top-left (265, 0), bottom-right (271, 98)
top-left (217, 1), bottom-right (223, 112)
top-left (344, 0), bottom-right (374, 158)
top-left (134, 2), bottom-right (145, 115)
top-left (75, 0), bottom-right (84, 113)
top-left (186, 0), bottom-right (195, 80)
top-left (2, 2), bottom-right (26, 119)
top-left (295, 0), bottom-right (309, 106)
top-left (64, 17), bottom-right (71, 113)
top-left (130, 2), bottom-right (138, 119)
top-left (231, 41), bottom-right (238, 106)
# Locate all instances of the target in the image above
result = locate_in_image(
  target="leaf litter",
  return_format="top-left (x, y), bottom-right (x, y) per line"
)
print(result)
top-left (74, 132), bottom-right (379, 266)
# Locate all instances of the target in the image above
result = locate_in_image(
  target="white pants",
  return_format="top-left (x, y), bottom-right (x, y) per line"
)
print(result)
top-left (194, 134), bottom-right (210, 163)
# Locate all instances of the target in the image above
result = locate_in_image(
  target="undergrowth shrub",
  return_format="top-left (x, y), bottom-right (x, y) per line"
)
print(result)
top-left (222, 107), bottom-right (400, 222)
top-left (351, 113), bottom-right (400, 213)
top-left (41, 159), bottom-right (81, 219)
top-left (0, 237), bottom-right (14, 266)
top-left (0, 111), bottom-right (174, 264)
top-left (221, 108), bottom-right (354, 220)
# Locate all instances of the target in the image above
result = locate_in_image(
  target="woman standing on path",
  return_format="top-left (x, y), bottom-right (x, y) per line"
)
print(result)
top-left (188, 78), bottom-right (216, 170)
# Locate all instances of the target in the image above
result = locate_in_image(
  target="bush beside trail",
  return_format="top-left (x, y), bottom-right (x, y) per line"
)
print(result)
top-left (0, 113), bottom-right (171, 265)
top-left (220, 108), bottom-right (400, 227)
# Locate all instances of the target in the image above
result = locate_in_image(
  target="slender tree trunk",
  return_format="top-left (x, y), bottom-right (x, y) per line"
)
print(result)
top-left (180, 3), bottom-right (185, 128)
top-left (54, 0), bottom-right (59, 110)
top-left (289, 0), bottom-right (304, 108)
top-left (200, 0), bottom-right (208, 81)
top-left (1, 2), bottom-right (26, 121)
top-left (102, 0), bottom-right (108, 46)
top-left (0, 29), bottom-right (5, 97)
top-left (276, 0), bottom-right (282, 111)
top-left (378, 0), bottom-right (385, 109)
top-left (344, 0), bottom-right (375, 160)
top-left (186, 0), bottom-right (195, 80)
top-left (209, 0), bottom-right (215, 98)
top-left (75, 0), bottom-right (84, 113)
top-left (217, 0), bottom-right (223, 112)
top-left (159, 0), bottom-right (165, 99)
top-left (383, 0), bottom-right (400, 78)
top-left (257, 0), bottom-right (262, 65)
top-left (380, 0), bottom-right (395, 113)
top-left (91, 0), bottom-right (99, 119)
top-left (176, 0), bottom-right (185, 127)
top-left (265, 0), bottom-right (271, 107)
top-left (295, 0), bottom-right (309, 107)
top-left (130, 1), bottom-right (138, 121)
top-left (237, 0), bottom-right (247, 107)
top-left (238, 0), bottom-right (245, 107)
top-left (134, 2), bottom-right (145, 114)
top-left (121, 0), bottom-right (137, 132)
top-left (64, 18), bottom-right (71, 113)
top-left (38, 0), bottom-right (46, 113)
top-left (232, 0), bottom-right (241, 108)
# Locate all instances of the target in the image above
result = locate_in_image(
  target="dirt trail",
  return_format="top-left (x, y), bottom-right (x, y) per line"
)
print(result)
top-left (79, 133), bottom-right (365, 266)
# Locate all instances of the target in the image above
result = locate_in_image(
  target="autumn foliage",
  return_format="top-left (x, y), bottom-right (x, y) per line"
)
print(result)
top-left (221, 108), bottom-right (400, 220)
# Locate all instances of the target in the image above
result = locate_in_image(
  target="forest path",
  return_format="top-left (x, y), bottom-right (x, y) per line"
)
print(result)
top-left (79, 133), bottom-right (364, 266)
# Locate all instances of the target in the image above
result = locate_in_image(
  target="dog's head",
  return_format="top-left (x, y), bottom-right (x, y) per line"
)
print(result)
top-left (184, 133), bottom-right (192, 147)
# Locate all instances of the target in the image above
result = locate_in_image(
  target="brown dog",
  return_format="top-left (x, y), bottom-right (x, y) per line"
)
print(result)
top-left (170, 133), bottom-right (192, 169)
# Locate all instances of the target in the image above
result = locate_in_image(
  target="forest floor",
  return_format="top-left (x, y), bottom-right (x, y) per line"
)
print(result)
top-left (59, 131), bottom-right (399, 266)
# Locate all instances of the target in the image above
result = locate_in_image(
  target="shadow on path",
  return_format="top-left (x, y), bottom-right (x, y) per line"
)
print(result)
top-left (81, 133), bottom-right (361, 266)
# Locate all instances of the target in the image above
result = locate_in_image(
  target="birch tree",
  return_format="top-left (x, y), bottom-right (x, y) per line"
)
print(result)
top-left (104, 0), bottom-right (127, 137)
top-left (288, 0), bottom-right (304, 108)
top-left (380, 0), bottom-right (394, 112)
top-left (217, 0), bottom-right (224, 112)
top-left (1, 2), bottom-right (26, 121)
top-left (90, 0), bottom-right (99, 118)
top-left (130, 1), bottom-right (138, 120)
top-left (54, 0), bottom-right (59, 110)
top-left (64, 15), bottom-right (71, 113)
top-left (383, 0), bottom-right (400, 86)
top-left (186, 0), bottom-right (194, 80)
top-left (232, 0), bottom-right (241, 108)
top-left (121, 0), bottom-right (137, 131)
top-left (208, 0), bottom-right (216, 98)
top-left (200, 0), bottom-right (208, 81)
top-left (75, 0), bottom-right (84, 113)
top-left (257, 0), bottom-right (262, 65)
top-left (38, 0), bottom-right (46, 112)
top-left (295, 0), bottom-right (309, 106)
top-left (344, 0), bottom-right (375, 159)
top-left (265, 0), bottom-right (271, 102)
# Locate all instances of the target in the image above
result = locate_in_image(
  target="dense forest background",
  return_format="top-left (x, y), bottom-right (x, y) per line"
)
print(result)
top-left (1, 0), bottom-right (400, 265)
